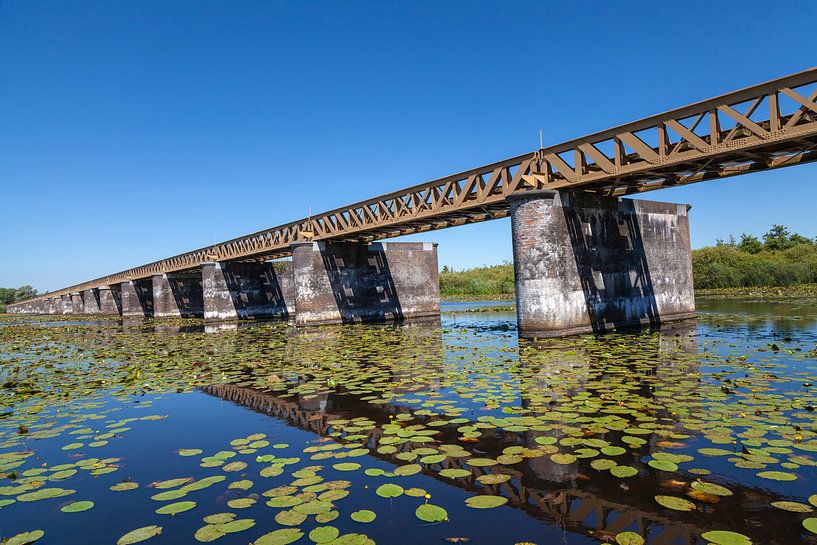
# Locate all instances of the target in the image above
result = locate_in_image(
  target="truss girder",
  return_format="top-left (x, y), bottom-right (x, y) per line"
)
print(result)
top-left (15, 67), bottom-right (817, 306)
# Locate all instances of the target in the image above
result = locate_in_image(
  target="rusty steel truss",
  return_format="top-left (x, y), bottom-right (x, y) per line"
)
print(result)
top-left (14, 67), bottom-right (817, 306)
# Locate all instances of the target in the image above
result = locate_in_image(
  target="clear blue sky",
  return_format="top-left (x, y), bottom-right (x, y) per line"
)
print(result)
top-left (1, 0), bottom-right (816, 292)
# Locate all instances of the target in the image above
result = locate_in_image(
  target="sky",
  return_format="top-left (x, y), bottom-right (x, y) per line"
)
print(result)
top-left (1, 0), bottom-right (816, 292)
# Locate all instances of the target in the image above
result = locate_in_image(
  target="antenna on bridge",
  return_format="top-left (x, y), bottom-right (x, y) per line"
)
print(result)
top-left (539, 128), bottom-right (543, 150)
top-left (302, 205), bottom-right (314, 240)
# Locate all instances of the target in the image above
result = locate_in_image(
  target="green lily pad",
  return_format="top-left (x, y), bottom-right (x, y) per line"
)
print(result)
top-left (216, 519), bottom-right (255, 533)
top-left (770, 501), bottom-right (812, 512)
top-left (465, 495), bottom-right (508, 509)
top-left (333, 462), bottom-right (360, 471)
top-left (274, 509), bottom-right (307, 526)
top-left (60, 500), bottom-right (94, 513)
top-left (610, 466), bottom-right (638, 478)
top-left (193, 525), bottom-right (224, 542)
top-left (654, 495), bottom-right (695, 511)
top-left (5, 530), bottom-right (45, 545)
top-left (700, 530), bottom-right (752, 545)
top-left (648, 459), bottom-right (678, 472)
top-left (252, 528), bottom-right (304, 545)
top-left (110, 482), bottom-right (139, 492)
top-left (615, 532), bottom-right (645, 545)
top-left (375, 483), bottom-right (404, 498)
top-left (756, 471), bottom-right (796, 481)
top-left (415, 503), bottom-right (448, 522)
top-left (350, 509), bottom-right (376, 522)
top-left (439, 468), bottom-right (470, 479)
top-left (691, 481), bottom-right (733, 497)
top-left (156, 500), bottom-right (196, 515)
top-left (309, 526), bottom-right (340, 543)
top-left (551, 453), bottom-right (577, 465)
top-left (179, 449), bottom-right (203, 456)
top-left (116, 525), bottom-right (163, 545)
top-left (804, 518), bottom-right (817, 535)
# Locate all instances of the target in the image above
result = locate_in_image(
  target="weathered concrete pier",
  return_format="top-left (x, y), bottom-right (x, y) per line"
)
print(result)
top-left (10, 68), bottom-right (817, 336)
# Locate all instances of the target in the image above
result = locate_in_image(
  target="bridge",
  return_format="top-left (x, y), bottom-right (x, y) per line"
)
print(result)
top-left (10, 67), bottom-right (817, 336)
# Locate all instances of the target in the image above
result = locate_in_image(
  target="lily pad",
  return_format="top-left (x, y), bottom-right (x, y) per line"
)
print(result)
top-left (117, 525), bottom-right (163, 545)
top-left (465, 495), bottom-right (508, 509)
top-left (61, 500), bottom-right (94, 513)
top-left (309, 526), bottom-right (340, 543)
top-left (5, 531), bottom-right (45, 545)
top-left (252, 528), bottom-right (304, 545)
top-left (156, 500), bottom-right (196, 515)
top-left (350, 509), bottom-right (376, 522)
top-left (654, 495), bottom-right (695, 511)
top-left (700, 530), bottom-right (752, 545)
top-left (375, 483), bottom-right (404, 498)
top-left (615, 532), bottom-right (645, 545)
top-left (415, 503), bottom-right (448, 522)
top-left (756, 471), bottom-right (796, 481)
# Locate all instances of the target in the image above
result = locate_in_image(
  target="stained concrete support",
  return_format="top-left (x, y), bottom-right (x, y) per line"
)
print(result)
top-left (82, 289), bottom-right (101, 314)
top-left (202, 262), bottom-right (294, 321)
top-left (291, 241), bottom-right (440, 325)
top-left (152, 273), bottom-right (204, 318)
top-left (98, 286), bottom-right (122, 315)
top-left (61, 295), bottom-right (73, 314)
top-left (46, 298), bottom-right (58, 314)
top-left (120, 280), bottom-right (154, 317)
top-left (70, 293), bottom-right (84, 314)
top-left (509, 190), bottom-right (695, 338)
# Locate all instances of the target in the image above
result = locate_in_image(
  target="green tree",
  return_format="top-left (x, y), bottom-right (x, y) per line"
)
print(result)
top-left (0, 288), bottom-right (16, 304)
top-left (763, 225), bottom-right (793, 251)
top-left (13, 285), bottom-right (38, 301)
top-left (738, 234), bottom-right (763, 254)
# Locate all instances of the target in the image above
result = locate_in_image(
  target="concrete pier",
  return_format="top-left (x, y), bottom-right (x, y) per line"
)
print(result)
top-left (70, 292), bottom-right (84, 314)
top-left (202, 262), bottom-right (294, 321)
top-left (291, 241), bottom-right (440, 325)
top-left (152, 273), bottom-right (204, 318)
top-left (121, 280), bottom-right (154, 317)
top-left (61, 295), bottom-right (73, 314)
top-left (509, 190), bottom-right (694, 337)
top-left (82, 289), bottom-right (101, 314)
top-left (98, 286), bottom-right (122, 315)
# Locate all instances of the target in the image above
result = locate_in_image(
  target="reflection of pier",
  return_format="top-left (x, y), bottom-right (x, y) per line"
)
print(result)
top-left (202, 368), bottom-right (799, 545)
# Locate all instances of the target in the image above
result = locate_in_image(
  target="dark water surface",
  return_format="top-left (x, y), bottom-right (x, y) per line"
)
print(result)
top-left (1, 298), bottom-right (817, 545)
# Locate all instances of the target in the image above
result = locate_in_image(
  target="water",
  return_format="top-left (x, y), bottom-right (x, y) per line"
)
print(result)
top-left (1, 298), bottom-right (816, 545)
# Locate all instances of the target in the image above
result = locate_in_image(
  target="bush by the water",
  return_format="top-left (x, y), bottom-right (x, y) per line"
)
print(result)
top-left (439, 225), bottom-right (816, 296)
top-left (439, 263), bottom-right (514, 297)
top-left (693, 225), bottom-right (817, 289)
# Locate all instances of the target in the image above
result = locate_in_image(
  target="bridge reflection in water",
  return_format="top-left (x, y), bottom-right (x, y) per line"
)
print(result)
top-left (198, 319), bottom-right (798, 545)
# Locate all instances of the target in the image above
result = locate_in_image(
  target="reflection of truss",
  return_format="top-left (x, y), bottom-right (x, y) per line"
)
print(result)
top-left (202, 384), bottom-right (794, 545)
top-left (14, 68), bottom-right (817, 308)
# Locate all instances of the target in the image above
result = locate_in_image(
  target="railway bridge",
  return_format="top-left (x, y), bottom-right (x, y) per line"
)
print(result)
top-left (9, 68), bottom-right (817, 336)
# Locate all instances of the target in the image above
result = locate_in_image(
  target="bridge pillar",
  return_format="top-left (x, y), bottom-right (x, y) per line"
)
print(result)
top-left (70, 292), bottom-right (84, 314)
top-left (152, 273), bottom-right (204, 318)
top-left (46, 298), bottom-right (58, 314)
top-left (98, 286), bottom-right (122, 315)
top-left (291, 241), bottom-right (440, 325)
top-left (202, 262), bottom-right (294, 321)
top-left (120, 280), bottom-right (154, 317)
top-left (82, 289), bottom-right (101, 314)
top-left (61, 294), bottom-right (73, 314)
top-left (509, 190), bottom-right (695, 337)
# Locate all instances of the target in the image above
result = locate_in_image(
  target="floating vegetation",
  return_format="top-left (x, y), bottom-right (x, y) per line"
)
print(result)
top-left (1, 304), bottom-right (816, 544)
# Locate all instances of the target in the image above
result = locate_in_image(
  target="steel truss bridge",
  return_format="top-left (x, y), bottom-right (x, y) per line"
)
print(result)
top-left (19, 67), bottom-right (817, 304)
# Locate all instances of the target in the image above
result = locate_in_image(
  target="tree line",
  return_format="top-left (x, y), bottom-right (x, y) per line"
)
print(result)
top-left (0, 286), bottom-right (39, 312)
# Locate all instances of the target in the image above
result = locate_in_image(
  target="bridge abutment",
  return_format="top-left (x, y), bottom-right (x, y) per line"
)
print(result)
top-left (202, 262), bottom-right (294, 321)
top-left (291, 241), bottom-right (440, 325)
top-left (98, 286), bottom-right (122, 315)
top-left (152, 273), bottom-right (204, 318)
top-left (61, 295), bottom-right (73, 314)
top-left (121, 279), bottom-right (154, 317)
top-left (510, 190), bottom-right (694, 338)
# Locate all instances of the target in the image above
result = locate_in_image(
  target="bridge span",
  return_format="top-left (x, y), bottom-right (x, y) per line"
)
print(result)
top-left (9, 67), bottom-right (817, 336)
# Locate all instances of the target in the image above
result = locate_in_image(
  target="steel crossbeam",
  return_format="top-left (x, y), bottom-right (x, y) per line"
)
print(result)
top-left (12, 67), bottom-right (817, 307)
